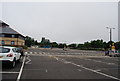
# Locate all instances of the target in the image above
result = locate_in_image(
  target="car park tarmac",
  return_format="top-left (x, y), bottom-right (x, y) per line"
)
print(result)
top-left (1, 48), bottom-right (120, 81)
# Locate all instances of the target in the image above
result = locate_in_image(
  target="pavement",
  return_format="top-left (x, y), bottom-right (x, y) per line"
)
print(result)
top-left (1, 48), bottom-right (120, 81)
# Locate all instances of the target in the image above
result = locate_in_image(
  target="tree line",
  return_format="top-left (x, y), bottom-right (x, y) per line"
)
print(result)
top-left (25, 36), bottom-right (120, 50)
top-left (68, 40), bottom-right (120, 50)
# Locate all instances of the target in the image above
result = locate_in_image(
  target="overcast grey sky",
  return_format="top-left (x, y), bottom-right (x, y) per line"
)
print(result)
top-left (0, 2), bottom-right (118, 44)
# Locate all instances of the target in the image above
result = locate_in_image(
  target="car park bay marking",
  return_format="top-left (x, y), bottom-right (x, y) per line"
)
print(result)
top-left (17, 56), bottom-right (26, 81)
top-left (0, 72), bottom-right (19, 74)
top-left (45, 69), bottom-right (48, 73)
top-left (55, 57), bottom-right (120, 80)
top-left (25, 55), bottom-right (31, 64)
top-left (78, 69), bottom-right (82, 72)
top-left (71, 61), bottom-right (120, 80)
top-left (91, 59), bottom-right (117, 66)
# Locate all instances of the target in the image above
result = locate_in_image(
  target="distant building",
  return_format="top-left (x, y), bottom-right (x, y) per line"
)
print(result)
top-left (0, 20), bottom-right (25, 46)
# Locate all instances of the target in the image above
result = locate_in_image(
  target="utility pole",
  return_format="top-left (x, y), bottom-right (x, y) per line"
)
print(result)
top-left (106, 27), bottom-right (115, 48)
top-left (110, 28), bottom-right (112, 42)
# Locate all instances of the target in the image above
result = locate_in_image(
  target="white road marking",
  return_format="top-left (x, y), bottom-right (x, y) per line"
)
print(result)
top-left (0, 72), bottom-right (19, 74)
top-left (107, 63), bottom-right (116, 65)
top-left (64, 61), bottom-right (71, 64)
top-left (17, 56), bottom-right (26, 81)
top-left (84, 58), bottom-right (118, 66)
top-left (71, 62), bottom-right (120, 80)
top-left (92, 59), bottom-right (117, 66)
top-left (30, 52), bottom-right (32, 54)
top-left (55, 57), bottom-right (59, 60)
top-left (78, 69), bottom-right (82, 72)
top-left (25, 52), bottom-right (28, 54)
top-left (45, 69), bottom-right (48, 73)
top-left (71, 63), bottom-right (81, 67)
top-left (25, 55), bottom-right (31, 64)
top-left (49, 55), bottom-right (52, 57)
top-left (94, 69), bottom-right (101, 72)
top-left (55, 57), bottom-right (120, 80)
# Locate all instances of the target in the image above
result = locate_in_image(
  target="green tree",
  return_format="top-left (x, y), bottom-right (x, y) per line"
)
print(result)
top-left (50, 42), bottom-right (58, 48)
top-left (115, 41), bottom-right (120, 50)
top-left (68, 44), bottom-right (77, 49)
top-left (34, 40), bottom-right (38, 45)
top-left (58, 43), bottom-right (66, 48)
top-left (25, 36), bottom-right (35, 47)
top-left (77, 44), bottom-right (84, 48)
top-left (84, 42), bottom-right (91, 48)
top-left (103, 42), bottom-right (107, 50)
top-left (91, 40), bottom-right (103, 48)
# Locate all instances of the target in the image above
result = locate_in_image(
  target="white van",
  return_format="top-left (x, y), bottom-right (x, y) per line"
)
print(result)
top-left (109, 50), bottom-right (120, 57)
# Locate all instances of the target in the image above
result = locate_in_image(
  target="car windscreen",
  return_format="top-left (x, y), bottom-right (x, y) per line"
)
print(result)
top-left (0, 47), bottom-right (10, 53)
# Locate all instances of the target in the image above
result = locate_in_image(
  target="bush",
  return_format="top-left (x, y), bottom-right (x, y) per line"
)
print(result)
top-left (22, 45), bottom-right (28, 50)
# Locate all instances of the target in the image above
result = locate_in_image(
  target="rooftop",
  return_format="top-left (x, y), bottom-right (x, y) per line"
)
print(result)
top-left (0, 20), bottom-right (22, 35)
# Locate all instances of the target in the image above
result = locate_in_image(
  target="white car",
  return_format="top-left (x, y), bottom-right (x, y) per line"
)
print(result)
top-left (0, 46), bottom-right (21, 68)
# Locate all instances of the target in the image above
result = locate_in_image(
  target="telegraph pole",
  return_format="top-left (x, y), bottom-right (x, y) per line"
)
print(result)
top-left (106, 27), bottom-right (115, 49)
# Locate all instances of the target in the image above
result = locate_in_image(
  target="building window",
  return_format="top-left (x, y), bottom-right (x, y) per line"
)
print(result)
top-left (12, 35), bottom-right (15, 38)
top-left (5, 34), bottom-right (11, 37)
top-left (0, 34), bottom-right (4, 37)
top-left (2, 41), bottom-right (5, 45)
top-left (11, 41), bottom-right (15, 45)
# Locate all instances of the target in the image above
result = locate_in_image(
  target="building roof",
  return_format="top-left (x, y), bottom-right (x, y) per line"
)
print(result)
top-left (0, 20), bottom-right (23, 35)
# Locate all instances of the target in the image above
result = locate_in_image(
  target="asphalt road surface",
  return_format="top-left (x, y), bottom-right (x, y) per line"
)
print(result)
top-left (1, 48), bottom-right (120, 81)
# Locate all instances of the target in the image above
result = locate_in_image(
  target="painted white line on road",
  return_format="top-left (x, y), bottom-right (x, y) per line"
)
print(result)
top-left (25, 55), bottom-right (31, 64)
top-left (17, 56), bottom-right (26, 81)
top-left (0, 72), bottom-right (19, 74)
top-left (94, 69), bottom-right (101, 72)
top-left (92, 59), bottom-right (117, 66)
top-left (45, 69), bottom-right (48, 73)
top-left (78, 69), bottom-right (82, 72)
top-left (107, 63), bottom-right (116, 65)
top-left (71, 62), bottom-right (120, 80)
top-left (56, 57), bottom-right (120, 80)
top-left (25, 52), bottom-right (28, 54)
top-left (64, 61), bottom-right (71, 64)
top-left (55, 57), bottom-right (59, 61)
top-left (84, 58), bottom-right (118, 66)
top-left (71, 63), bottom-right (81, 67)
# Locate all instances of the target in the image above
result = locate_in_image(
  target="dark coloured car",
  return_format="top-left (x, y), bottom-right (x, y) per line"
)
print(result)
top-left (17, 47), bottom-right (24, 56)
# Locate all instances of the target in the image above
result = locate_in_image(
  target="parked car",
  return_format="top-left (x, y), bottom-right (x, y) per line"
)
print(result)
top-left (0, 46), bottom-right (21, 68)
top-left (17, 47), bottom-right (24, 56)
top-left (109, 50), bottom-right (120, 57)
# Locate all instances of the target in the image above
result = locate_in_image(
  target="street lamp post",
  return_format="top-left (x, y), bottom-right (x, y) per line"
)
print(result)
top-left (106, 27), bottom-right (115, 48)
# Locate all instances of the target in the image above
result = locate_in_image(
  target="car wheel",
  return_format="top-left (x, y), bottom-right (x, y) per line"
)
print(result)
top-left (114, 55), bottom-right (116, 57)
top-left (10, 59), bottom-right (16, 68)
top-left (109, 55), bottom-right (112, 57)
